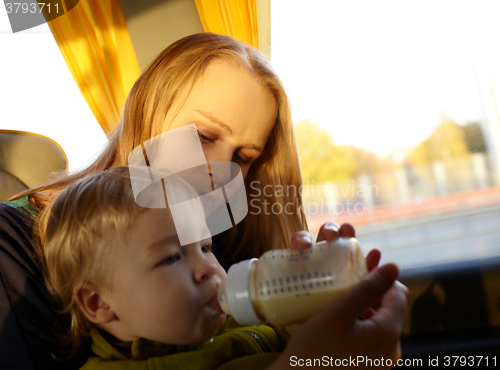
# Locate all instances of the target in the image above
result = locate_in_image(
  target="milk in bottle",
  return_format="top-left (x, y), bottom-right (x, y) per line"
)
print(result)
top-left (218, 237), bottom-right (368, 326)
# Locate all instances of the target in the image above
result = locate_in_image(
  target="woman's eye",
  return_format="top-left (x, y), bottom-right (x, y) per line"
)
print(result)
top-left (201, 244), bottom-right (213, 253)
top-left (198, 132), bottom-right (213, 143)
top-left (234, 153), bottom-right (250, 165)
top-left (163, 255), bottom-right (180, 265)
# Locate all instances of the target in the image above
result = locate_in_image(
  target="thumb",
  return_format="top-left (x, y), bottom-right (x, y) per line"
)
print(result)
top-left (333, 263), bottom-right (400, 328)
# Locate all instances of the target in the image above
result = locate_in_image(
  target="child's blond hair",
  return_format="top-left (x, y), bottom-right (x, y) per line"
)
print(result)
top-left (40, 167), bottom-right (150, 354)
top-left (41, 166), bottom-right (208, 354)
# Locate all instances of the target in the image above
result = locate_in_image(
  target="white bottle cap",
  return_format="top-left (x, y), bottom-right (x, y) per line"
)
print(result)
top-left (224, 258), bottom-right (263, 325)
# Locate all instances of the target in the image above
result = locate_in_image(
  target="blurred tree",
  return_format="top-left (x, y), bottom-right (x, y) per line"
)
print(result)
top-left (351, 147), bottom-right (379, 177)
top-left (408, 118), bottom-right (469, 166)
top-left (295, 120), bottom-right (346, 183)
top-left (463, 122), bottom-right (486, 153)
top-left (294, 120), bottom-right (379, 183)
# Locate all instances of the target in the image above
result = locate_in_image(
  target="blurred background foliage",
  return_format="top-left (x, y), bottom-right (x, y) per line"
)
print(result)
top-left (294, 117), bottom-right (488, 212)
top-left (295, 120), bottom-right (381, 183)
top-left (407, 119), bottom-right (485, 167)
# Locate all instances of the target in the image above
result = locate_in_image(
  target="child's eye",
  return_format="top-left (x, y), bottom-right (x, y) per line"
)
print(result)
top-left (163, 254), bottom-right (180, 265)
top-left (201, 244), bottom-right (213, 253)
top-left (198, 131), bottom-right (214, 143)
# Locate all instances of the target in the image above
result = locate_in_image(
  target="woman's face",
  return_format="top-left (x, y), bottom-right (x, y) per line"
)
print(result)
top-left (163, 59), bottom-right (277, 179)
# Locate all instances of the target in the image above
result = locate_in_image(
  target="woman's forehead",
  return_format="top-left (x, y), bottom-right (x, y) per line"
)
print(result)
top-left (164, 59), bottom-right (277, 145)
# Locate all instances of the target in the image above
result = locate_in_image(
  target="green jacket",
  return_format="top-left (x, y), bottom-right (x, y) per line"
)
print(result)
top-left (4, 195), bottom-right (37, 218)
top-left (81, 317), bottom-right (290, 370)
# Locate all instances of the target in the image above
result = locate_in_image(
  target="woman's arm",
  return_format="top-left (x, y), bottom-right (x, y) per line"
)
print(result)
top-left (0, 203), bottom-right (90, 370)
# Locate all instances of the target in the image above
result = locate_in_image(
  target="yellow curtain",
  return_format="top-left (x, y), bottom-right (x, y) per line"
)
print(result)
top-left (194, 0), bottom-right (271, 58)
top-left (45, 0), bottom-right (141, 133)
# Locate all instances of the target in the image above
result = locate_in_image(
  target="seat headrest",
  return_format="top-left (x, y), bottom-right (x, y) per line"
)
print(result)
top-left (0, 130), bottom-right (67, 202)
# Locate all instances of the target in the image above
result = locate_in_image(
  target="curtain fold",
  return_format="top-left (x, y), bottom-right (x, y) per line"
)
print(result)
top-left (194, 0), bottom-right (271, 58)
top-left (45, 0), bottom-right (141, 133)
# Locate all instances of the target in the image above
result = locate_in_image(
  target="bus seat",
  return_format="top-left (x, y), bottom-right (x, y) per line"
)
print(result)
top-left (0, 130), bottom-right (67, 202)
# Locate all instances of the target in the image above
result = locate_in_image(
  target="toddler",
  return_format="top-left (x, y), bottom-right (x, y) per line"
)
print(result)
top-left (40, 167), bottom-right (289, 369)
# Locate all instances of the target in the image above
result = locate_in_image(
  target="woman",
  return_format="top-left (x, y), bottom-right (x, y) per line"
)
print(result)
top-left (0, 33), bottom-right (407, 369)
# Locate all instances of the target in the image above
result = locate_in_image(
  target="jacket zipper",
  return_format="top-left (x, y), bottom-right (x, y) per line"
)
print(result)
top-left (242, 331), bottom-right (267, 351)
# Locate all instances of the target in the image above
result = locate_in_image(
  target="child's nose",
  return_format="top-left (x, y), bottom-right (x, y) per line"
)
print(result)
top-left (193, 259), bottom-right (219, 282)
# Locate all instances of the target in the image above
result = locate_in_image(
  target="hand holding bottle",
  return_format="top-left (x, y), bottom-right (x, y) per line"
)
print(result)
top-left (291, 222), bottom-right (384, 318)
top-left (270, 222), bottom-right (409, 369)
top-left (269, 263), bottom-right (408, 369)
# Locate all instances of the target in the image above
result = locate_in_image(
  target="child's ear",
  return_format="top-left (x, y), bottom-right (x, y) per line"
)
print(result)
top-left (76, 287), bottom-right (115, 325)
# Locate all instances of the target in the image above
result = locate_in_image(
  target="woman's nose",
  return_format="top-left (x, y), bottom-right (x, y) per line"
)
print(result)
top-left (204, 145), bottom-right (236, 186)
top-left (204, 144), bottom-right (234, 163)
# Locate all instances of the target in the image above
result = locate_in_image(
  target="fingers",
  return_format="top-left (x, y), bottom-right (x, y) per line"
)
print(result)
top-left (334, 263), bottom-right (400, 327)
top-left (370, 280), bottom-right (409, 333)
top-left (339, 223), bottom-right (355, 238)
top-left (361, 307), bottom-right (376, 320)
top-left (294, 222), bottom-right (357, 248)
top-left (290, 231), bottom-right (313, 250)
top-left (316, 222), bottom-right (339, 242)
top-left (366, 249), bottom-right (381, 272)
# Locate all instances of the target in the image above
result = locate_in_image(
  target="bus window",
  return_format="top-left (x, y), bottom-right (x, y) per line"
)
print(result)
top-left (271, 0), bottom-right (500, 267)
top-left (0, 12), bottom-right (107, 172)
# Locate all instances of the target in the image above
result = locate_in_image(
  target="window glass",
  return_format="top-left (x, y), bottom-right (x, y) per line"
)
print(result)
top-left (271, 0), bottom-right (500, 267)
top-left (0, 11), bottom-right (107, 172)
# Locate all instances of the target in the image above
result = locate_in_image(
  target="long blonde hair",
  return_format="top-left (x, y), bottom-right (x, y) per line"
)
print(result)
top-left (25, 33), bottom-right (307, 260)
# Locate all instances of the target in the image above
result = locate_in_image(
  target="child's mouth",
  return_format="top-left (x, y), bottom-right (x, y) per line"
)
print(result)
top-left (207, 297), bottom-right (222, 312)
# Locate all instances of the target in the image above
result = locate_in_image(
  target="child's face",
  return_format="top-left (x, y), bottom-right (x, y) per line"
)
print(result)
top-left (103, 207), bottom-right (227, 345)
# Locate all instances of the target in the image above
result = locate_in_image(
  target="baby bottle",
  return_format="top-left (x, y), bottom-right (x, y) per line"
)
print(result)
top-left (218, 237), bottom-right (368, 326)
